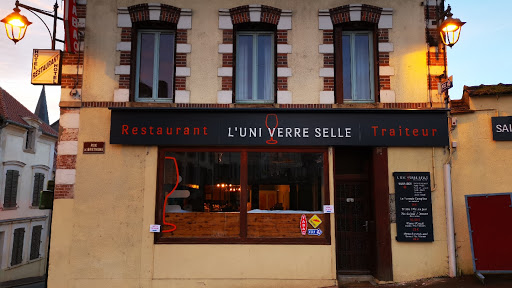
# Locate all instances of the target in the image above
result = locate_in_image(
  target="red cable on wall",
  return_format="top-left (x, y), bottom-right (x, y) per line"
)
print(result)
top-left (162, 156), bottom-right (179, 232)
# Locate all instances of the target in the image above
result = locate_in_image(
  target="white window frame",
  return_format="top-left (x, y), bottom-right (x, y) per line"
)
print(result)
top-left (235, 31), bottom-right (275, 104)
top-left (135, 29), bottom-right (176, 102)
top-left (342, 30), bottom-right (375, 103)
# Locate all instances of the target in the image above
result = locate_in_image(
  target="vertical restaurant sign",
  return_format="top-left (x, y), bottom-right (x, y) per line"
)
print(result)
top-left (492, 116), bottom-right (512, 141)
top-left (64, 0), bottom-right (79, 53)
top-left (393, 172), bottom-right (434, 242)
top-left (31, 49), bottom-right (62, 85)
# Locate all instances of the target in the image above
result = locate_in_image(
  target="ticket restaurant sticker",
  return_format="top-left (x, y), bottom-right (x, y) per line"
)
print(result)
top-left (309, 215), bottom-right (322, 228)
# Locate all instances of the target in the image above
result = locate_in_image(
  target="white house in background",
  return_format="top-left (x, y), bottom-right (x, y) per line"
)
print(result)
top-left (0, 86), bottom-right (57, 284)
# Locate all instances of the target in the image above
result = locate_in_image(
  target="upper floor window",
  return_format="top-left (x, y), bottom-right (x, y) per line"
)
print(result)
top-left (3, 169), bottom-right (20, 208)
top-left (336, 23), bottom-right (377, 103)
top-left (235, 24), bottom-right (276, 104)
top-left (235, 31), bottom-right (274, 103)
top-left (341, 30), bottom-right (375, 102)
top-left (135, 30), bottom-right (176, 102)
top-left (25, 128), bottom-right (36, 152)
top-left (32, 172), bottom-right (45, 207)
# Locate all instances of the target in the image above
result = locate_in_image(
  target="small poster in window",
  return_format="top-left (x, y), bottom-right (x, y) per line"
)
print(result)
top-left (323, 205), bottom-right (334, 213)
top-left (149, 225), bottom-right (161, 233)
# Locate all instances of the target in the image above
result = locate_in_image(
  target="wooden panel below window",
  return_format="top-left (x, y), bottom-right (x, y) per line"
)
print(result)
top-left (247, 213), bottom-right (327, 238)
top-left (162, 212), bottom-right (240, 238)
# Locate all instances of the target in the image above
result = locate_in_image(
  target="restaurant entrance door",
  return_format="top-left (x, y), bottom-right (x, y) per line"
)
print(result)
top-left (334, 148), bottom-right (375, 274)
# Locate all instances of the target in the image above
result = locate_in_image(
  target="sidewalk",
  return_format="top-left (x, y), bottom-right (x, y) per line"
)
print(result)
top-left (3, 275), bottom-right (512, 287)
top-left (338, 274), bottom-right (512, 288)
top-left (0, 277), bottom-right (44, 288)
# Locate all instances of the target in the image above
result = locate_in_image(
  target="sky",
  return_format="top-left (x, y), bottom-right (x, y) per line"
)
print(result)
top-left (0, 0), bottom-right (511, 123)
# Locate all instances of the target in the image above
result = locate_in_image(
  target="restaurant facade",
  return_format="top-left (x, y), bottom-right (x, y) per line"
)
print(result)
top-left (49, 1), bottom-right (458, 287)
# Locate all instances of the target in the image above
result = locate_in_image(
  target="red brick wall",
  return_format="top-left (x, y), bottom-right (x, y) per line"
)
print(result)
top-left (380, 76), bottom-right (391, 90)
top-left (323, 30), bottom-right (333, 44)
top-left (324, 77), bottom-right (334, 91)
top-left (277, 30), bottom-right (287, 44)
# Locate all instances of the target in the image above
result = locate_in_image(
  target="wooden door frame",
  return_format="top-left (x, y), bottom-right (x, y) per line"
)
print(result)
top-left (333, 147), bottom-right (393, 281)
top-left (371, 147), bottom-right (393, 281)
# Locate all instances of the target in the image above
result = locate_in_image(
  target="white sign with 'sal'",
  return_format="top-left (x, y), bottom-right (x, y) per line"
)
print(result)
top-left (150, 224), bottom-right (161, 232)
top-left (31, 49), bottom-right (62, 85)
top-left (323, 205), bottom-right (334, 213)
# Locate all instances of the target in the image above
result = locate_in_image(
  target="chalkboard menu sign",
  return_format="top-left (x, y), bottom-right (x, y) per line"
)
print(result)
top-left (393, 172), bottom-right (434, 242)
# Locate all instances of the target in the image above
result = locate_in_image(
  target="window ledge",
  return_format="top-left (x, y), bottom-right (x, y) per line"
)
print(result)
top-left (155, 237), bottom-right (331, 245)
top-left (23, 148), bottom-right (36, 154)
top-left (6, 262), bottom-right (26, 270)
top-left (2, 206), bottom-right (18, 211)
top-left (333, 103), bottom-right (380, 109)
top-left (233, 103), bottom-right (278, 108)
top-left (128, 102), bottom-right (176, 108)
top-left (28, 258), bottom-right (43, 264)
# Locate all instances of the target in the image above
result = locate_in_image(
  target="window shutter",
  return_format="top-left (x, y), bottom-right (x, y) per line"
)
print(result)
top-left (30, 225), bottom-right (43, 260)
top-left (4, 170), bottom-right (19, 208)
top-left (32, 173), bottom-right (45, 206)
top-left (11, 227), bottom-right (25, 266)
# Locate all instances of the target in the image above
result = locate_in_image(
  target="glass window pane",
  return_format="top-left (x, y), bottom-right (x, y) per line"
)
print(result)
top-left (247, 152), bottom-right (325, 238)
top-left (158, 33), bottom-right (175, 99)
top-left (138, 33), bottom-right (155, 98)
top-left (257, 35), bottom-right (273, 101)
top-left (342, 35), bottom-right (352, 100)
top-left (161, 152), bottom-right (241, 238)
top-left (354, 34), bottom-right (371, 100)
top-left (247, 152), bottom-right (324, 212)
top-left (236, 35), bottom-right (253, 101)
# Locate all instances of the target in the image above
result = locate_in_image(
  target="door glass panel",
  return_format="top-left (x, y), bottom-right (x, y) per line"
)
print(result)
top-left (342, 35), bottom-right (352, 100)
top-left (354, 34), bottom-right (371, 100)
top-left (236, 35), bottom-right (254, 101)
top-left (138, 33), bottom-right (155, 98)
top-left (257, 35), bottom-right (272, 101)
top-left (158, 33), bottom-right (175, 99)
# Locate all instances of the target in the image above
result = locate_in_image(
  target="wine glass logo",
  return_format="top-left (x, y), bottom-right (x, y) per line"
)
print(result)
top-left (162, 156), bottom-right (179, 232)
top-left (265, 114), bottom-right (278, 144)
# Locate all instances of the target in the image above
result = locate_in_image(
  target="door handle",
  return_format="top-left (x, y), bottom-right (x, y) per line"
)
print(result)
top-left (362, 220), bottom-right (369, 232)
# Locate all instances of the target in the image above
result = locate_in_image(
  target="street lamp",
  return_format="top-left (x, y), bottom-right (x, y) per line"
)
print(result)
top-left (1, 0), bottom-right (63, 49)
top-left (438, 5), bottom-right (465, 47)
top-left (1, 6), bottom-right (31, 44)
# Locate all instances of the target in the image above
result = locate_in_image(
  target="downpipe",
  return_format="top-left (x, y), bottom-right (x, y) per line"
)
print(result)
top-left (444, 163), bottom-right (456, 277)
